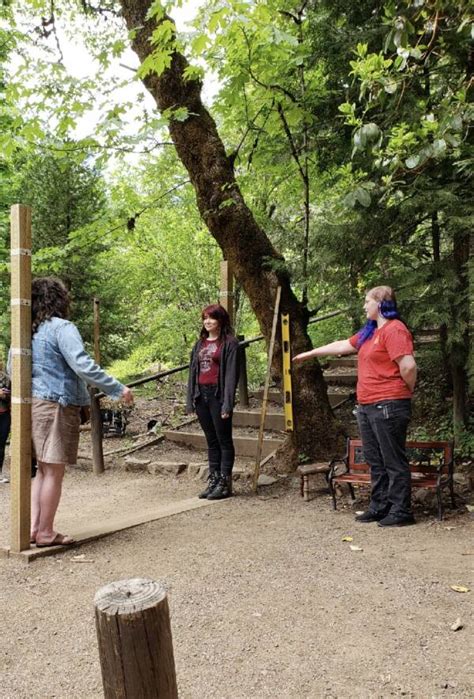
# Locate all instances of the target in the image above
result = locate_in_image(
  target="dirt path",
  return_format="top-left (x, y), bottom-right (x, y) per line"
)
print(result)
top-left (0, 453), bottom-right (472, 698)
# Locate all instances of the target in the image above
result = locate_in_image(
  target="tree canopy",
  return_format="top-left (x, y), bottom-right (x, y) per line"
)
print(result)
top-left (1, 0), bottom-right (471, 455)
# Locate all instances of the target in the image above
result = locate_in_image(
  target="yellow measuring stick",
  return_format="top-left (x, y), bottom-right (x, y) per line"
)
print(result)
top-left (281, 313), bottom-right (294, 431)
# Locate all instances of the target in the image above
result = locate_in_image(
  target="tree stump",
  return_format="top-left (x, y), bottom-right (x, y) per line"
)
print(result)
top-left (94, 578), bottom-right (178, 699)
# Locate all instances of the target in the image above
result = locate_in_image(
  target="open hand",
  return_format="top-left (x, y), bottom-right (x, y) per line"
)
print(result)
top-left (121, 387), bottom-right (134, 405)
top-left (292, 352), bottom-right (309, 363)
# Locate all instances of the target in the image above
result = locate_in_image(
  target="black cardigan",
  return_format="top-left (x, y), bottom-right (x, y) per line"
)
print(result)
top-left (186, 336), bottom-right (240, 415)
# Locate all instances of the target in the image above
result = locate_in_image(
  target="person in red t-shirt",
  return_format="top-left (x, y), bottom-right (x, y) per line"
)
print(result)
top-left (293, 286), bottom-right (417, 527)
top-left (186, 304), bottom-right (240, 500)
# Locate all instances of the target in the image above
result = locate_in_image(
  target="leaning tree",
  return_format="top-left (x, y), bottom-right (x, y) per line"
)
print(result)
top-left (117, 0), bottom-right (345, 464)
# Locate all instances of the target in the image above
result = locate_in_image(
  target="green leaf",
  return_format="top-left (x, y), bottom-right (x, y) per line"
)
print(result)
top-left (355, 187), bottom-right (371, 207)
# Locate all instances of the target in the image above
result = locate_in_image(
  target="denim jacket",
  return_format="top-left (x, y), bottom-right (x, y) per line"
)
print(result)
top-left (31, 317), bottom-right (124, 407)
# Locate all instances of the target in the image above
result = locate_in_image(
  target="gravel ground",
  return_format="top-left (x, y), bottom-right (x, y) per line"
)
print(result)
top-left (0, 396), bottom-right (472, 699)
top-left (0, 460), bottom-right (473, 698)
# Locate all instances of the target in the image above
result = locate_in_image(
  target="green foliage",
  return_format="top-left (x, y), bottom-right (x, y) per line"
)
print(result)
top-left (0, 0), bottom-right (469, 442)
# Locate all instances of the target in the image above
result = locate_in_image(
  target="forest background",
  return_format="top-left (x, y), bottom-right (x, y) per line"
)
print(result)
top-left (0, 0), bottom-right (472, 458)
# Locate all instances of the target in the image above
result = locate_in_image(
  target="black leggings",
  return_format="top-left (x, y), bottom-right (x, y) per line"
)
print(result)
top-left (195, 385), bottom-right (235, 476)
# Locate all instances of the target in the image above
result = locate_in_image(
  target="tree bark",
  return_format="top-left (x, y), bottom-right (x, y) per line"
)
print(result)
top-left (450, 229), bottom-right (470, 434)
top-left (119, 1), bottom-right (344, 463)
top-left (94, 578), bottom-right (178, 699)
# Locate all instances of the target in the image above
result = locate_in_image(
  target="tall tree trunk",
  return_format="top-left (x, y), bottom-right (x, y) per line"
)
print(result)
top-left (120, 1), bottom-right (345, 463)
top-left (431, 212), bottom-right (450, 389)
top-left (450, 229), bottom-right (470, 435)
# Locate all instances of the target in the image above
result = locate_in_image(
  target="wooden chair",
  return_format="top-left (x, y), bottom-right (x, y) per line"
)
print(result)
top-left (297, 463), bottom-right (331, 502)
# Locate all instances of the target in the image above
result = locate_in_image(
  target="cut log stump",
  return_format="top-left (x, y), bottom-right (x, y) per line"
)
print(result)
top-left (94, 578), bottom-right (178, 699)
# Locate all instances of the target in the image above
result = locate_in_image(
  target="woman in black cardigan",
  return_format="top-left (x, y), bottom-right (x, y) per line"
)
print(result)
top-left (187, 304), bottom-right (240, 499)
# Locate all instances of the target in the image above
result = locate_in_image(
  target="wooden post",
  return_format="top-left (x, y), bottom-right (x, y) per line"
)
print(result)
top-left (10, 204), bottom-right (32, 553)
top-left (219, 260), bottom-right (234, 326)
top-left (91, 297), bottom-right (105, 475)
top-left (93, 297), bottom-right (100, 364)
top-left (237, 335), bottom-right (249, 407)
top-left (95, 578), bottom-right (178, 699)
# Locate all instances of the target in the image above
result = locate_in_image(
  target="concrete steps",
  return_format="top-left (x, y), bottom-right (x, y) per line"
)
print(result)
top-left (326, 356), bottom-right (358, 369)
top-left (252, 388), bottom-right (354, 407)
top-left (321, 370), bottom-right (357, 387)
top-left (163, 429), bottom-right (283, 458)
top-left (233, 408), bottom-right (284, 431)
top-left (162, 354), bottom-right (357, 459)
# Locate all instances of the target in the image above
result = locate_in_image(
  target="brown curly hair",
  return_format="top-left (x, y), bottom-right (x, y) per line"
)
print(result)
top-left (32, 277), bottom-right (70, 334)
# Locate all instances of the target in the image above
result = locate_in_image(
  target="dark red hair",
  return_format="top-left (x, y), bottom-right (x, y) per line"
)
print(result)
top-left (199, 304), bottom-right (233, 341)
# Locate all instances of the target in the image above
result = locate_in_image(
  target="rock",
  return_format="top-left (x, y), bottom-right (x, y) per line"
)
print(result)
top-left (124, 457), bottom-right (151, 471)
top-left (257, 474), bottom-right (278, 487)
top-left (289, 476), bottom-right (301, 489)
top-left (188, 462), bottom-right (207, 478)
top-left (412, 488), bottom-right (435, 506)
top-left (147, 461), bottom-right (187, 476)
top-left (453, 473), bottom-right (467, 486)
top-left (232, 465), bottom-right (247, 481)
top-left (198, 464), bottom-right (210, 481)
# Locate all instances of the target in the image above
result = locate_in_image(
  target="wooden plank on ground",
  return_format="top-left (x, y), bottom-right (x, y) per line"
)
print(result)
top-left (3, 496), bottom-right (229, 563)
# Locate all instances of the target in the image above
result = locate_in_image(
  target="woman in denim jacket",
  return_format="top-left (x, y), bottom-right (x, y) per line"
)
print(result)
top-left (30, 277), bottom-right (133, 547)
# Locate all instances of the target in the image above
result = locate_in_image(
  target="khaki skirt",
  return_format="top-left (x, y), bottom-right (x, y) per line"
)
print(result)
top-left (32, 398), bottom-right (81, 465)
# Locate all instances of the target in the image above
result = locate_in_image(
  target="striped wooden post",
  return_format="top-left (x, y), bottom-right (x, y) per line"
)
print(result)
top-left (91, 296), bottom-right (105, 475)
top-left (219, 260), bottom-right (234, 326)
top-left (10, 204), bottom-right (32, 553)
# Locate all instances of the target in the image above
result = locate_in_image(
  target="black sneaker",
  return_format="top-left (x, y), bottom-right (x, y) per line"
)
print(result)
top-left (355, 510), bottom-right (387, 523)
top-left (199, 472), bottom-right (220, 499)
top-left (207, 473), bottom-right (232, 500)
top-left (377, 513), bottom-right (416, 527)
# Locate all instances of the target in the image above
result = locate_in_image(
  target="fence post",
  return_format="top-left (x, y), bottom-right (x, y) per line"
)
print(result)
top-left (237, 335), bottom-right (249, 407)
top-left (95, 578), bottom-right (178, 699)
top-left (9, 204), bottom-right (32, 553)
top-left (219, 260), bottom-right (234, 326)
top-left (91, 296), bottom-right (104, 475)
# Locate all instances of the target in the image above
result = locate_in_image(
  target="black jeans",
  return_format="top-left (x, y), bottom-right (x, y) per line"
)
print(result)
top-left (195, 385), bottom-right (235, 476)
top-left (0, 411), bottom-right (11, 473)
top-left (356, 399), bottom-right (412, 517)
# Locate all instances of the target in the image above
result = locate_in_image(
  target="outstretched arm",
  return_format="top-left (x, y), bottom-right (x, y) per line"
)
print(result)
top-left (293, 339), bottom-right (356, 363)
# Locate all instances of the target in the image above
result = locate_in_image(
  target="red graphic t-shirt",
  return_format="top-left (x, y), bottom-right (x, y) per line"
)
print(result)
top-left (198, 339), bottom-right (222, 385)
top-left (349, 320), bottom-right (414, 404)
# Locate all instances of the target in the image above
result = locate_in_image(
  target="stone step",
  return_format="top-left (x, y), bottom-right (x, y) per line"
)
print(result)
top-left (321, 370), bottom-right (357, 387)
top-left (233, 409), bottom-right (284, 430)
top-left (326, 356), bottom-right (358, 369)
top-left (252, 388), bottom-right (353, 407)
top-left (163, 430), bottom-right (284, 458)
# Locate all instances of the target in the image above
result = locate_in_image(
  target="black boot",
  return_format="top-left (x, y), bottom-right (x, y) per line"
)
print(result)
top-left (207, 473), bottom-right (232, 500)
top-left (199, 471), bottom-right (220, 499)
